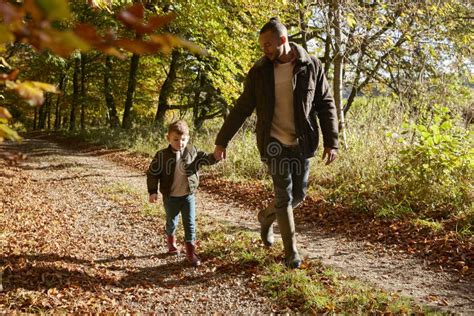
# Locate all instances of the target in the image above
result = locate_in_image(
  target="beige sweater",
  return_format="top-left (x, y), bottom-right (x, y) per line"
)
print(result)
top-left (270, 62), bottom-right (297, 146)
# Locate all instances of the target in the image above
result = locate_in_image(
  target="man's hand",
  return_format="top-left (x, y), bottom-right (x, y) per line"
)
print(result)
top-left (322, 147), bottom-right (337, 165)
top-left (149, 193), bottom-right (158, 203)
top-left (214, 145), bottom-right (226, 161)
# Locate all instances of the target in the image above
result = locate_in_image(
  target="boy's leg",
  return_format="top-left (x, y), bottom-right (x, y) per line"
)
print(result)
top-left (181, 194), bottom-right (200, 266)
top-left (181, 194), bottom-right (196, 243)
top-left (164, 196), bottom-right (181, 236)
top-left (163, 196), bottom-right (181, 254)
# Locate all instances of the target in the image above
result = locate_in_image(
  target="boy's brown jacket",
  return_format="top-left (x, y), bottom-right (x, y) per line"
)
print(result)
top-left (215, 43), bottom-right (339, 159)
top-left (146, 144), bottom-right (216, 197)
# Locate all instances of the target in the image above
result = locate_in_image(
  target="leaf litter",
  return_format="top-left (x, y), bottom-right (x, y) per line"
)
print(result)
top-left (1, 135), bottom-right (473, 314)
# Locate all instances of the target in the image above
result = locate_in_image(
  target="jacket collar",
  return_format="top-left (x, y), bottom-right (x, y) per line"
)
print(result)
top-left (166, 144), bottom-right (191, 158)
top-left (290, 42), bottom-right (311, 65)
top-left (257, 42), bottom-right (311, 69)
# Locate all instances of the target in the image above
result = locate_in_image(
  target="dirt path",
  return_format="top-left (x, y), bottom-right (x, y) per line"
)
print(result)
top-left (0, 138), bottom-right (275, 313)
top-left (1, 136), bottom-right (473, 314)
top-left (202, 191), bottom-right (474, 314)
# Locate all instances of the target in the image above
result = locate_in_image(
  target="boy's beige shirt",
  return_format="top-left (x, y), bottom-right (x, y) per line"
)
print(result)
top-left (170, 150), bottom-right (191, 197)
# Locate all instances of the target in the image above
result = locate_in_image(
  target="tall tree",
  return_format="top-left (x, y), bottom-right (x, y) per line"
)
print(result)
top-left (286, 0), bottom-right (471, 121)
top-left (103, 55), bottom-right (120, 128)
top-left (69, 53), bottom-right (81, 131)
top-left (54, 73), bottom-right (67, 130)
top-left (154, 49), bottom-right (180, 125)
top-left (331, 0), bottom-right (347, 148)
top-left (80, 52), bottom-right (87, 130)
top-left (121, 52), bottom-right (140, 129)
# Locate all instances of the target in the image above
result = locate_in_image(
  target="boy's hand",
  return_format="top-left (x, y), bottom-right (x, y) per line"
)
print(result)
top-left (149, 193), bottom-right (158, 203)
top-left (214, 145), bottom-right (226, 161)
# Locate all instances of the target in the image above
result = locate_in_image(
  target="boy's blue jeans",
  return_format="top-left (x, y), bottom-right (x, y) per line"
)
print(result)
top-left (163, 194), bottom-right (196, 242)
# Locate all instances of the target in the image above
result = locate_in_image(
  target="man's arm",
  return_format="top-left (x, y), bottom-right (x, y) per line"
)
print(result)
top-left (214, 67), bottom-right (257, 159)
top-left (311, 56), bottom-right (339, 151)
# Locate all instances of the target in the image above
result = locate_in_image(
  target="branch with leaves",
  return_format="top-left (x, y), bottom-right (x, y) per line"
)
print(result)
top-left (0, 0), bottom-right (205, 142)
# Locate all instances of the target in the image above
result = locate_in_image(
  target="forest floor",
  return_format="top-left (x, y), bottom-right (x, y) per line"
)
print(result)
top-left (1, 134), bottom-right (473, 314)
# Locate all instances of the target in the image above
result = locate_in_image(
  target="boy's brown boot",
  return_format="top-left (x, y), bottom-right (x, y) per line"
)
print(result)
top-left (185, 242), bottom-right (201, 267)
top-left (166, 235), bottom-right (179, 254)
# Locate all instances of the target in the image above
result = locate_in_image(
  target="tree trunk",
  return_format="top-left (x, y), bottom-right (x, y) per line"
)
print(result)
top-left (155, 49), bottom-right (179, 125)
top-left (80, 53), bottom-right (87, 130)
top-left (324, 8), bottom-right (332, 76)
top-left (70, 54), bottom-right (80, 131)
top-left (122, 53), bottom-right (140, 129)
top-left (104, 55), bottom-right (120, 128)
top-left (33, 108), bottom-right (37, 130)
top-left (46, 96), bottom-right (51, 130)
top-left (38, 101), bottom-right (45, 129)
top-left (54, 74), bottom-right (67, 130)
top-left (192, 69), bottom-right (203, 127)
top-left (332, 0), bottom-right (348, 149)
top-left (298, 0), bottom-right (308, 51)
top-left (195, 92), bottom-right (213, 130)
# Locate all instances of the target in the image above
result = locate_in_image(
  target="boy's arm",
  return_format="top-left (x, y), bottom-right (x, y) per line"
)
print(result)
top-left (196, 150), bottom-right (218, 167)
top-left (146, 151), bottom-right (163, 197)
top-left (187, 148), bottom-right (218, 173)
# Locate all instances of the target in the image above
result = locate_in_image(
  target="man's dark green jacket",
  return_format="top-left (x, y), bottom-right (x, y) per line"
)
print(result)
top-left (146, 144), bottom-right (216, 197)
top-left (215, 43), bottom-right (339, 159)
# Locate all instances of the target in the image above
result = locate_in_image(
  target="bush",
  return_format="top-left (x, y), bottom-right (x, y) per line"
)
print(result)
top-left (387, 106), bottom-right (473, 219)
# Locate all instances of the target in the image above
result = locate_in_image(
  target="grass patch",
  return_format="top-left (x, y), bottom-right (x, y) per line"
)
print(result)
top-left (98, 181), bottom-right (145, 205)
top-left (198, 221), bottom-right (437, 314)
top-left (99, 181), bottom-right (168, 219)
top-left (412, 218), bottom-right (443, 232)
top-left (141, 202), bottom-right (164, 217)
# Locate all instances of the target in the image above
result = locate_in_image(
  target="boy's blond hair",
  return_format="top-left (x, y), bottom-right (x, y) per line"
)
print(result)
top-left (168, 120), bottom-right (189, 136)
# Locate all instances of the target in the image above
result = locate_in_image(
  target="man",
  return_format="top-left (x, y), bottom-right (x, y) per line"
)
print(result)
top-left (214, 18), bottom-right (339, 268)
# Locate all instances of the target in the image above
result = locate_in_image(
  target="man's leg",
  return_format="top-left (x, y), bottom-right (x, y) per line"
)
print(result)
top-left (291, 158), bottom-right (310, 209)
top-left (266, 154), bottom-right (301, 268)
top-left (258, 149), bottom-right (289, 246)
top-left (258, 201), bottom-right (276, 246)
top-left (275, 205), bottom-right (300, 268)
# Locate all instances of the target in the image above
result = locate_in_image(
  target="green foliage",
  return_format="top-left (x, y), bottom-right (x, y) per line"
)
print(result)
top-left (99, 181), bottom-right (144, 205)
top-left (388, 106), bottom-right (473, 217)
top-left (0, 107), bottom-right (21, 142)
top-left (142, 202), bottom-right (164, 218)
top-left (261, 263), bottom-right (330, 311)
top-left (308, 97), bottom-right (472, 235)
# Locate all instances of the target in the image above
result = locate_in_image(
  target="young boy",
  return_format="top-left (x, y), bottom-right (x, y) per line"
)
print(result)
top-left (147, 120), bottom-right (217, 266)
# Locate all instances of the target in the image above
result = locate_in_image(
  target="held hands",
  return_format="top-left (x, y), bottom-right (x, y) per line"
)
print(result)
top-left (322, 147), bottom-right (337, 165)
top-left (149, 193), bottom-right (158, 203)
top-left (214, 145), bottom-right (226, 161)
